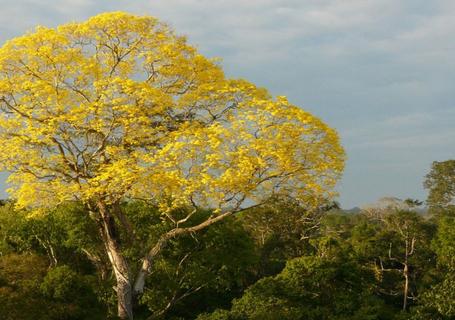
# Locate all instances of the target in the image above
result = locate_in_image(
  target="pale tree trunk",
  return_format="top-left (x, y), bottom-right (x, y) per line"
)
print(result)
top-left (402, 235), bottom-right (415, 311)
top-left (92, 203), bottom-right (253, 317)
top-left (97, 201), bottom-right (134, 320)
top-left (403, 263), bottom-right (409, 311)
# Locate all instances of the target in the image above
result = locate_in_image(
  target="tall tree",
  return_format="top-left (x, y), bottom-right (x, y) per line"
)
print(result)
top-left (380, 211), bottom-right (427, 310)
top-left (0, 12), bottom-right (344, 319)
top-left (424, 160), bottom-right (455, 215)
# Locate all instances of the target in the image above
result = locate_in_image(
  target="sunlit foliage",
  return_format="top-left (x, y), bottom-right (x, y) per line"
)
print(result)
top-left (0, 12), bottom-right (344, 213)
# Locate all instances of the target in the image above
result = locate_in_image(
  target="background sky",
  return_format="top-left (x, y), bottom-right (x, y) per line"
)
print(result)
top-left (0, 0), bottom-right (454, 208)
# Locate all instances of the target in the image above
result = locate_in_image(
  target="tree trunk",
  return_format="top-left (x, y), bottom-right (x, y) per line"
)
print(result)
top-left (97, 201), bottom-right (134, 320)
top-left (402, 235), bottom-right (415, 311)
top-left (403, 263), bottom-right (409, 310)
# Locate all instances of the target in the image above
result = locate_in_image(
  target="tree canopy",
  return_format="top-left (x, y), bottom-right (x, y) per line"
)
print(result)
top-left (0, 12), bottom-right (344, 212)
top-left (424, 160), bottom-right (455, 215)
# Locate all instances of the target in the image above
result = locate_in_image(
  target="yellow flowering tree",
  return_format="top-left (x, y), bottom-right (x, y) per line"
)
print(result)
top-left (0, 12), bottom-right (345, 319)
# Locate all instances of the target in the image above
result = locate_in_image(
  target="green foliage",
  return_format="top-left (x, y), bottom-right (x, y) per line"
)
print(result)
top-left (409, 217), bottom-right (455, 319)
top-left (0, 202), bottom-right (104, 271)
top-left (199, 255), bottom-right (391, 320)
top-left (0, 192), bottom-right (453, 319)
top-left (240, 198), bottom-right (330, 277)
top-left (0, 254), bottom-right (105, 320)
top-left (424, 160), bottom-right (455, 215)
top-left (138, 213), bottom-right (257, 319)
top-left (197, 309), bottom-right (234, 320)
top-left (41, 265), bottom-right (90, 300)
top-left (0, 253), bottom-right (48, 320)
top-left (41, 265), bottom-right (104, 319)
top-left (410, 270), bottom-right (455, 319)
top-left (0, 204), bottom-right (35, 253)
top-left (432, 216), bottom-right (455, 267)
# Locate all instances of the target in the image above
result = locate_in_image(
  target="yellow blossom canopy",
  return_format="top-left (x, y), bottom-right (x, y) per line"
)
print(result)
top-left (0, 12), bottom-right (345, 212)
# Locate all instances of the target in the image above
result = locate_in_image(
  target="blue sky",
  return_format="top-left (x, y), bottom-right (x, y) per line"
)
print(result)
top-left (0, 0), bottom-right (454, 208)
